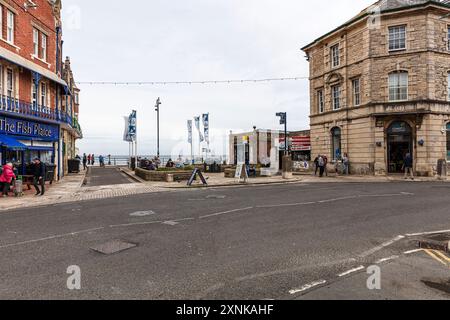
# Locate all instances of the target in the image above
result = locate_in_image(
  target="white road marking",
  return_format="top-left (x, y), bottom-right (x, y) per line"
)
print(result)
top-left (404, 249), bottom-right (423, 255)
top-left (256, 202), bottom-right (315, 209)
top-left (163, 221), bottom-right (179, 226)
top-left (0, 227), bottom-right (105, 249)
top-left (375, 255), bottom-right (399, 264)
top-left (405, 229), bottom-right (450, 237)
top-left (359, 235), bottom-right (405, 258)
top-left (109, 221), bottom-right (162, 228)
top-left (199, 207), bottom-right (254, 219)
top-left (289, 280), bottom-right (327, 295)
top-left (338, 265), bottom-right (365, 277)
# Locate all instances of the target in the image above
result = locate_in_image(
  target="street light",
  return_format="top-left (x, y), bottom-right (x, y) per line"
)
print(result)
top-left (155, 97), bottom-right (162, 157)
top-left (276, 112), bottom-right (288, 155)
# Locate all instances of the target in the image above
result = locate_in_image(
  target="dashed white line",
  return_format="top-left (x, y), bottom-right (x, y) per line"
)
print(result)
top-left (338, 265), bottom-right (365, 277)
top-left (199, 207), bottom-right (254, 219)
top-left (0, 227), bottom-right (105, 249)
top-left (359, 235), bottom-right (405, 258)
top-left (405, 229), bottom-right (450, 237)
top-left (375, 255), bottom-right (399, 264)
top-left (109, 221), bottom-right (162, 228)
top-left (289, 280), bottom-right (327, 295)
top-left (404, 249), bottom-right (424, 255)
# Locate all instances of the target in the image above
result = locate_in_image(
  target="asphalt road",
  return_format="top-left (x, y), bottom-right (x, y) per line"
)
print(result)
top-left (0, 181), bottom-right (449, 299)
top-left (84, 167), bottom-right (133, 187)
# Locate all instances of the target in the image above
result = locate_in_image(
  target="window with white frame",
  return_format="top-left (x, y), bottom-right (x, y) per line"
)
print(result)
top-left (6, 10), bottom-right (14, 44)
top-left (41, 34), bottom-right (47, 61)
top-left (330, 44), bottom-right (340, 68)
top-left (33, 29), bottom-right (39, 56)
top-left (388, 25), bottom-right (406, 51)
top-left (40, 82), bottom-right (47, 108)
top-left (32, 83), bottom-right (37, 108)
top-left (389, 71), bottom-right (408, 101)
top-left (0, 65), bottom-right (3, 97)
top-left (332, 85), bottom-right (341, 110)
top-left (352, 78), bottom-right (361, 106)
top-left (6, 68), bottom-right (14, 99)
top-left (317, 89), bottom-right (324, 113)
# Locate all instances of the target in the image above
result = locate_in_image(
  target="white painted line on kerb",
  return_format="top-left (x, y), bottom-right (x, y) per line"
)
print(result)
top-left (359, 235), bottom-right (405, 258)
top-left (289, 280), bottom-right (327, 295)
top-left (0, 227), bottom-right (105, 250)
top-left (199, 207), bottom-right (254, 219)
top-left (338, 266), bottom-right (365, 277)
top-left (375, 255), bottom-right (399, 264)
top-left (109, 221), bottom-right (163, 228)
top-left (405, 229), bottom-right (450, 237)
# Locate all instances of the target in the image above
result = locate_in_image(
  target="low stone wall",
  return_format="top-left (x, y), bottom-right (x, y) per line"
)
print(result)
top-left (135, 168), bottom-right (192, 182)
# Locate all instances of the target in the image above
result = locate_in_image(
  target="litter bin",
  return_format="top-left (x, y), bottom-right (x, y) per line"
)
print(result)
top-left (14, 180), bottom-right (23, 197)
top-left (68, 159), bottom-right (81, 173)
top-left (45, 164), bottom-right (56, 184)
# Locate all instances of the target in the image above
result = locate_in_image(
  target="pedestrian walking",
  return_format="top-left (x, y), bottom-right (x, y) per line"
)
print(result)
top-left (318, 155), bottom-right (325, 177)
top-left (92, 154), bottom-right (96, 167)
top-left (323, 155), bottom-right (329, 177)
top-left (403, 153), bottom-right (414, 180)
top-left (342, 153), bottom-right (350, 175)
top-left (314, 155), bottom-right (320, 176)
top-left (32, 158), bottom-right (46, 196)
top-left (87, 154), bottom-right (92, 165)
top-left (0, 163), bottom-right (16, 197)
top-left (99, 155), bottom-right (105, 167)
top-left (82, 153), bottom-right (87, 170)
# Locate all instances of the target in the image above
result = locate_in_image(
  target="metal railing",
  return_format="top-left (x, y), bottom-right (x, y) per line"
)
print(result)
top-left (0, 94), bottom-right (74, 126)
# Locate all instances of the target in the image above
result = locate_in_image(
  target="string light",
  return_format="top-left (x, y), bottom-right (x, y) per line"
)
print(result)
top-left (76, 77), bottom-right (308, 86)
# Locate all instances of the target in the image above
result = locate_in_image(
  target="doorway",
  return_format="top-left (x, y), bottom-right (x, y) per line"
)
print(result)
top-left (387, 121), bottom-right (413, 173)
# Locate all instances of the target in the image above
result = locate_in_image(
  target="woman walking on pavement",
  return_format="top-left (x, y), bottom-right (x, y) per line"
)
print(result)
top-left (82, 153), bottom-right (88, 170)
top-left (0, 163), bottom-right (16, 197)
top-left (87, 154), bottom-right (92, 166)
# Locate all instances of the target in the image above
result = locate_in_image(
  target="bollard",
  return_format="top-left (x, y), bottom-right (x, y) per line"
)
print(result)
top-left (282, 155), bottom-right (293, 179)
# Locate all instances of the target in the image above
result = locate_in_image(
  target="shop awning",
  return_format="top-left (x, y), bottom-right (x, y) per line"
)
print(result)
top-left (0, 135), bottom-right (28, 151)
top-left (27, 146), bottom-right (54, 151)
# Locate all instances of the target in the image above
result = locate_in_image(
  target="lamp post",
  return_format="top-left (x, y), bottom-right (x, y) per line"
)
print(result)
top-left (155, 98), bottom-right (162, 158)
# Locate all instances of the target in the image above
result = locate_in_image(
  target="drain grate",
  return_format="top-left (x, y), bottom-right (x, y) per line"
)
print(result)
top-left (90, 240), bottom-right (137, 255)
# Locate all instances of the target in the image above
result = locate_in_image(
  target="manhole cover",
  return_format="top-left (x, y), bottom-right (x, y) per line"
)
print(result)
top-left (90, 240), bottom-right (137, 255)
top-left (130, 211), bottom-right (156, 217)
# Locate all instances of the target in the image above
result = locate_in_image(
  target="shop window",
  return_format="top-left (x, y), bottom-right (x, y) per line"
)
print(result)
top-left (389, 71), bottom-right (408, 101)
top-left (447, 123), bottom-right (450, 161)
top-left (331, 127), bottom-right (342, 160)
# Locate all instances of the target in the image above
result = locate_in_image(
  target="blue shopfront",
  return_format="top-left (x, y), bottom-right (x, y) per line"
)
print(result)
top-left (0, 116), bottom-right (59, 176)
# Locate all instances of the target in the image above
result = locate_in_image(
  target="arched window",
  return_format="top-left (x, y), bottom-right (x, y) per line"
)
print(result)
top-left (447, 122), bottom-right (450, 161)
top-left (331, 127), bottom-right (342, 160)
top-left (388, 71), bottom-right (408, 101)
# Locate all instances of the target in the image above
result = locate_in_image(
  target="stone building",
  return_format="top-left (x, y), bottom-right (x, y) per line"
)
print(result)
top-left (302, 0), bottom-right (450, 176)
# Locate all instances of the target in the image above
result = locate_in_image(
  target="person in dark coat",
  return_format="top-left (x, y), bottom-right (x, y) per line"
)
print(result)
top-left (32, 158), bottom-right (46, 196)
top-left (82, 153), bottom-right (87, 170)
top-left (403, 153), bottom-right (414, 180)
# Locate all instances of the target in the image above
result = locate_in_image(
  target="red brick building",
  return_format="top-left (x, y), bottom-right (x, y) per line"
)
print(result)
top-left (0, 0), bottom-right (81, 179)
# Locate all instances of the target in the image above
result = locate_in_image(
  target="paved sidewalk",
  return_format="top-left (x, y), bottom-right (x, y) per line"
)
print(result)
top-left (0, 170), bottom-right (168, 212)
top-left (121, 168), bottom-right (449, 189)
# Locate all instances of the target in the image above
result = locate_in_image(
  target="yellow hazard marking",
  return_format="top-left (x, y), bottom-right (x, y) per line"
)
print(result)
top-left (424, 249), bottom-right (449, 267)
top-left (432, 250), bottom-right (450, 264)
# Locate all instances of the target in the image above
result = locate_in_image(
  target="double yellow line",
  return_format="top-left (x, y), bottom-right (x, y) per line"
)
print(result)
top-left (424, 249), bottom-right (450, 267)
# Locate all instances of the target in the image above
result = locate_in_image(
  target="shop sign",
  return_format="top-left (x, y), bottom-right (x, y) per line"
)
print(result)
top-left (0, 117), bottom-right (58, 140)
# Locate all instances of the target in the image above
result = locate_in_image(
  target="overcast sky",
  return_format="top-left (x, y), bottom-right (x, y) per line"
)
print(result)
top-left (62, 0), bottom-right (374, 157)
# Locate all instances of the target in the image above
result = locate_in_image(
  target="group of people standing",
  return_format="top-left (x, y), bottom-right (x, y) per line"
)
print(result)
top-left (82, 154), bottom-right (107, 170)
top-left (314, 153), bottom-right (350, 177)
